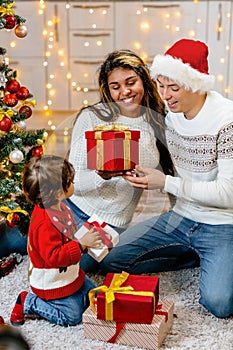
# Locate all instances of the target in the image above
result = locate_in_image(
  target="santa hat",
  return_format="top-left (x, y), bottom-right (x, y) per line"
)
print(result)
top-left (150, 39), bottom-right (215, 93)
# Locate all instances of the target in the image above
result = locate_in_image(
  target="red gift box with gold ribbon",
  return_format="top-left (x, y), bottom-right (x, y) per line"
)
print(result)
top-left (89, 271), bottom-right (159, 324)
top-left (85, 125), bottom-right (140, 171)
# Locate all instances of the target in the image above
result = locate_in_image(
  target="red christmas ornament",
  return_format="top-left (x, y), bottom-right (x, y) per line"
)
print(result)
top-left (32, 145), bottom-right (44, 157)
top-left (0, 116), bottom-right (12, 131)
top-left (6, 213), bottom-right (21, 228)
top-left (4, 93), bottom-right (18, 107)
top-left (0, 316), bottom-right (5, 324)
top-left (19, 105), bottom-right (32, 119)
top-left (4, 15), bottom-right (16, 29)
top-left (6, 79), bottom-right (21, 93)
top-left (16, 86), bottom-right (29, 100)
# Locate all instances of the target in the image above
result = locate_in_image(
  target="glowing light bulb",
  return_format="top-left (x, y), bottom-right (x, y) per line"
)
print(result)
top-left (217, 74), bottom-right (224, 82)
top-left (10, 41), bottom-right (16, 48)
top-left (140, 21), bottom-right (150, 32)
top-left (188, 30), bottom-right (196, 37)
top-left (134, 42), bottom-right (141, 50)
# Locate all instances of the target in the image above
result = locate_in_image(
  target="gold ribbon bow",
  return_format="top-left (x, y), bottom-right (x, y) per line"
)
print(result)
top-left (0, 206), bottom-right (28, 222)
top-left (0, 3), bottom-right (15, 16)
top-left (94, 124), bottom-right (129, 132)
top-left (0, 109), bottom-right (14, 121)
top-left (89, 271), bottom-right (155, 320)
top-left (17, 99), bottom-right (37, 109)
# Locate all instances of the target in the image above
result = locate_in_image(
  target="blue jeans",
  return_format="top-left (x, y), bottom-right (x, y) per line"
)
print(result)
top-left (24, 276), bottom-right (96, 326)
top-left (0, 222), bottom-right (27, 258)
top-left (100, 210), bottom-right (233, 318)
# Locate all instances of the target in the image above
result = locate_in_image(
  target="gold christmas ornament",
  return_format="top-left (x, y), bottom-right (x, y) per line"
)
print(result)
top-left (14, 24), bottom-right (28, 38)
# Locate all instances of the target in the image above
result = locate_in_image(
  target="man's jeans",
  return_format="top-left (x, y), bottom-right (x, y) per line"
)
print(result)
top-left (24, 275), bottom-right (96, 326)
top-left (100, 210), bottom-right (233, 318)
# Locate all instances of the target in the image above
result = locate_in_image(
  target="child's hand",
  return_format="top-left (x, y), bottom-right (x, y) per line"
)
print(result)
top-left (78, 228), bottom-right (102, 250)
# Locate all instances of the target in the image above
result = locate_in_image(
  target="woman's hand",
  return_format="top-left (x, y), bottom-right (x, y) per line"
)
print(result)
top-left (123, 165), bottom-right (166, 190)
top-left (96, 170), bottom-right (124, 180)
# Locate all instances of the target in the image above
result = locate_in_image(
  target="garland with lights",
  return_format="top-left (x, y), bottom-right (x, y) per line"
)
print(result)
top-left (0, 0), bottom-right (27, 38)
top-left (0, 47), bottom-right (45, 235)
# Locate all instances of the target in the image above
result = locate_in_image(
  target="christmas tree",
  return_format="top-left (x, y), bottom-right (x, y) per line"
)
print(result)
top-left (0, 47), bottom-right (45, 235)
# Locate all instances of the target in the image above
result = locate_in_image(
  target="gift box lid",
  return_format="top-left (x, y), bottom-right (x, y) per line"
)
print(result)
top-left (99, 273), bottom-right (159, 303)
top-left (85, 130), bottom-right (140, 140)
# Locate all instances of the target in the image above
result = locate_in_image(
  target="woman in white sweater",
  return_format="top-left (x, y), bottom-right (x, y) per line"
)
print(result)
top-left (68, 49), bottom-right (174, 271)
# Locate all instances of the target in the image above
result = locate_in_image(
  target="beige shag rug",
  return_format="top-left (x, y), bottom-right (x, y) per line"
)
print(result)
top-left (1, 191), bottom-right (232, 349)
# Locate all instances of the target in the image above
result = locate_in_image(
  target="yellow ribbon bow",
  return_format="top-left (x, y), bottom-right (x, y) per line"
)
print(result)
top-left (94, 124), bottom-right (129, 132)
top-left (0, 206), bottom-right (29, 222)
top-left (88, 271), bottom-right (155, 320)
top-left (0, 3), bottom-right (15, 16)
top-left (17, 99), bottom-right (37, 109)
top-left (0, 109), bottom-right (14, 121)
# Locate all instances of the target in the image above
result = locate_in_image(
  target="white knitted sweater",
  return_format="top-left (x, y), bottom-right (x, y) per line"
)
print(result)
top-left (69, 104), bottom-right (159, 228)
top-left (164, 91), bottom-right (233, 224)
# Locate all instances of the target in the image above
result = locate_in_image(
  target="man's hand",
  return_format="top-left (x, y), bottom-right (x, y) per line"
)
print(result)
top-left (123, 165), bottom-right (166, 190)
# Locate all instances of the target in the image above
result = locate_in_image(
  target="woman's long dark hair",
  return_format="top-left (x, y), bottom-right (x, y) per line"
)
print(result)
top-left (75, 49), bottom-right (174, 176)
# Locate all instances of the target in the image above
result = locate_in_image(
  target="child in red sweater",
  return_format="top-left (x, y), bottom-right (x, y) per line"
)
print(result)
top-left (10, 155), bottom-right (102, 327)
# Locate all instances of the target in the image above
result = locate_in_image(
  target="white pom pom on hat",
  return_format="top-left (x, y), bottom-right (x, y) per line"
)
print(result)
top-left (150, 38), bottom-right (215, 93)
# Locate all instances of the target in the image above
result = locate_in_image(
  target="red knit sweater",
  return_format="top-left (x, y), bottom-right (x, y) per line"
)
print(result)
top-left (27, 203), bottom-right (85, 300)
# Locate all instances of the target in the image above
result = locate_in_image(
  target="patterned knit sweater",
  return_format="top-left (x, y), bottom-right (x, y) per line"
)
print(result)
top-left (68, 104), bottom-right (159, 228)
top-left (28, 203), bottom-right (85, 300)
top-left (164, 91), bottom-right (233, 224)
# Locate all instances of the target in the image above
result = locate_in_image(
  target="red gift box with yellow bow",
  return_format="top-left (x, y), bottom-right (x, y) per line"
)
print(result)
top-left (85, 125), bottom-right (140, 171)
top-left (89, 271), bottom-right (159, 324)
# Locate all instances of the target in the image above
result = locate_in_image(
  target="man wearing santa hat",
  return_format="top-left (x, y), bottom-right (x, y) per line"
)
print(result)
top-left (101, 38), bottom-right (233, 318)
